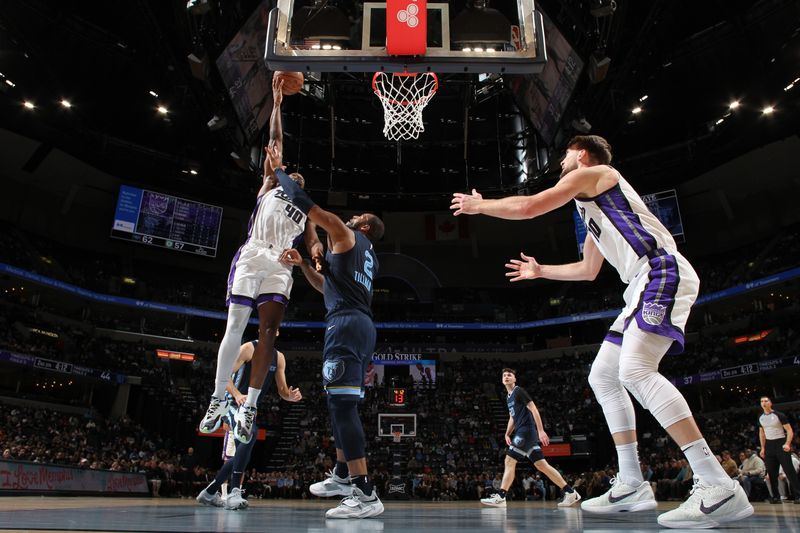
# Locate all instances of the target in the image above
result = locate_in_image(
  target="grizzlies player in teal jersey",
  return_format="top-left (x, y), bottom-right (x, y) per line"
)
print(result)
top-left (196, 338), bottom-right (302, 510)
top-left (481, 368), bottom-right (580, 508)
top-left (266, 144), bottom-right (386, 519)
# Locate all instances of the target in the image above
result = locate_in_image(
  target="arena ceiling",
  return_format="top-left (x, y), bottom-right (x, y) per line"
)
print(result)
top-left (0, 0), bottom-right (798, 210)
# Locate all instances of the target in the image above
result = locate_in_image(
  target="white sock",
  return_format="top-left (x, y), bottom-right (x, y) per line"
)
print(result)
top-left (681, 438), bottom-right (735, 489)
top-left (245, 387), bottom-right (261, 407)
top-left (616, 442), bottom-right (644, 485)
top-left (212, 305), bottom-right (252, 397)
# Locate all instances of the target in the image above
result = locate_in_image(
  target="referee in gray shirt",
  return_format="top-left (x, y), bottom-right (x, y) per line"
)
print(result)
top-left (758, 396), bottom-right (800, 503)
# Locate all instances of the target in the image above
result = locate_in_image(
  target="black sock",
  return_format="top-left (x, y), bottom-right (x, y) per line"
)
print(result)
top-left (352, 475), bottom-right (374, 496)
top-left (334, 461), bottom-right (350, 480)
top-left (497, 488), bottom-right (507, 498)
top-left (230, 470), bottom-right (244, 490)
top-left (562, 484), bottom-right (574, 493)
top-left (206, 480), bottom-right (221, 494)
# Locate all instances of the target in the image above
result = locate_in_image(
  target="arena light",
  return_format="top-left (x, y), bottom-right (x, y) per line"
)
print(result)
top-left (149, 90), bottom-right (159, 97)
top-left (715, 118), bottom-right (724, 125)
top-left (728, 100), bottom-right (740, 110)
top-left (59, 99), bottom-right (72, 108)
top-left (23, 100), bottom-right (35, 109)
top-left (157, 105), bottom-right (169, 115)
top-left (189, 169), bottom-right (198, 175)
top-left (761, 105), bottom-right (775, 115)
top-left (639, 95), bottom-right (648, 102)
top-left (5, 79), bottom-right (15, 87)
top-left (631, 106), bottom-right (642, 114)
top-left (785, 82), bottom-right (795, 91)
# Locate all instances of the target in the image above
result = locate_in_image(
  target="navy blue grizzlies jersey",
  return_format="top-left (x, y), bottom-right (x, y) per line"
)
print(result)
top-left (323, 231), bottom-right (378, 318)
top-left (507, 386), bottom-right (535, 432)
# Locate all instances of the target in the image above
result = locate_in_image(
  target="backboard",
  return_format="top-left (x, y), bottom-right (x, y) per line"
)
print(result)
top-left (378, 413), bottom-right (417, 438)
top-left (264, 0), bottom-right (547, 74)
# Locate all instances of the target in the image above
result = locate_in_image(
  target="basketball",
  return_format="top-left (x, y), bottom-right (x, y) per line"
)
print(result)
top-left (274, 71), bottom-right (304, 96)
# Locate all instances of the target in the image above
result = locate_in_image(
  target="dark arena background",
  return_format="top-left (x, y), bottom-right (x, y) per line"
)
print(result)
top-left (1, 1), bottom-right (799, 532)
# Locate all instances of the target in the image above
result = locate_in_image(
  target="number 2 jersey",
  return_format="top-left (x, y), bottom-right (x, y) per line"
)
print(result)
top-left (323, 230), bottom-right (378, 318)
top-left (574, 168), bottom-right (700, 354)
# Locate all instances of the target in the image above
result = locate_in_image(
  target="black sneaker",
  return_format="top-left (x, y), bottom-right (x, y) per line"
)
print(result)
top-left (769, 498), bottom-right (782, 504)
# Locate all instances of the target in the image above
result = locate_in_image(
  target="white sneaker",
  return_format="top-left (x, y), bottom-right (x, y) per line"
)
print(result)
top-left (558, 490), bottom-right (582, 507)
top-left (233, 405), bottom-right (257, 443)
top-left (311, 470), bottom-right (354, 497)
top-left (326, 487), bottom-right (384, 519)
top-left (196, 488), bottom-right (224, 507)
top-left (580, 477), bottom-right (656, 514)
top-left (480, 493), bottom-right (507, 507)
top-left (224, 487), bottom-right (248, 510)
top-left (198, 396), bottom-right (230, 433)
top-left (657, 480), bottom-right (753, 529)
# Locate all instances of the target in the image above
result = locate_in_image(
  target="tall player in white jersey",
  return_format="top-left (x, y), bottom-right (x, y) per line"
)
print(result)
top-left (451, 135), bottom-right (753, 529)
top-left (200, 76), bottom-right (322, 443)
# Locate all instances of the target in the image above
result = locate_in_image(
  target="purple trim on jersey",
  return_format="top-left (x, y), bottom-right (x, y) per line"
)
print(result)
top-left (226, 245), bottom-right (245, 302)
top-left (227, 294), bottom-right (255, 308)
top-left (594, 185), bottom-right (659, 258)
top-left (256, 293), bottom-right (288, 307)
top-left (246, 194), bottom-right (265, 242)
top-left (624, 253), bottom-right (686, 354)
top-left (604, 331), bottom-right (623, 346)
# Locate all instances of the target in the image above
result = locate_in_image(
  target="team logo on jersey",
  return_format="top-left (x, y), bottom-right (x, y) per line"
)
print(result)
top-left (323, 360), bottom-right (345, 384)
top-left (641, 302), bottom-right (667, 325)
top-left (512, 435), bottom-right (525, 447)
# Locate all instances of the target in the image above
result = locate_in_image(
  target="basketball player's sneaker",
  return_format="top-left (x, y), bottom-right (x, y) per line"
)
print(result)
top-left (558, 490), bottom-right (582, 507)
top-left (581, 477), bottom-right (657, 514)
top-left (199, 396), bottom-right (230, 433)
top-left (196, 488), bottom-right (224, 507)
top-left (480, 493), bottom-right (507, 507)
top-left (310, 470), bottom-right (354, 497)
top-left (326, 487), bottom-right (384, 519)
top-left (233, 405), bottom-right (257, 443)
top-left (224, 487), bottom-right (248, 510)
top-left (657, 480), bottom-right (753, 529)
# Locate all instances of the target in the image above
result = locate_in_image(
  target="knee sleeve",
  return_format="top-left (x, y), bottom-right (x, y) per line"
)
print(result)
top-left (588, 341), bottom-right (637, 434)
top-left (328, 395), bottom-right (365, 461)
top-left (619, 324), bottom-right (692, 428)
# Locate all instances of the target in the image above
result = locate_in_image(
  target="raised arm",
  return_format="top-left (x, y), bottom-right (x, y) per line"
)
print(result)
top-left (269, 76), bottom-right (284, 152)
top-left (451, 167), bottom-right (596, 220)
top-left (267, 146), bottom-right (355, 253)
top-left (274, 351), bottom-right (302, 402)
top-left (280, 249), bottom-right (324, 294)
top-left (506, 235), bottom-right (604, 283)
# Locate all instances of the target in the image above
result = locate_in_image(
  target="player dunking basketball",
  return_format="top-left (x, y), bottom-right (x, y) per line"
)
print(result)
top-left (480, 368), bottom-right (580, 508)
top-left (451, 135), bottom-right (753, 529)
top-left (199, 75), bottom-right (321, 443)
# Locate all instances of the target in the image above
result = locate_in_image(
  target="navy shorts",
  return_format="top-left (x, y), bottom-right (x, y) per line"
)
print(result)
top-left (322, 311), bottom-right (376, 398)
top-left (507, 427), bottom-right (544, 462)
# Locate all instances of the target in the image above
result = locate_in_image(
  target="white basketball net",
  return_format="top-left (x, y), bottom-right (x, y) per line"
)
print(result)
top-left (372, 72), bottom-right (438, 141)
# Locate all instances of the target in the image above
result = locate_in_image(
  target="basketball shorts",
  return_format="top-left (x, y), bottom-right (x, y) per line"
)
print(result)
top-left (606, 250), bottom-right (699, 355)
top-left (507, 427), bottom-right (544, 462)
top-left (226, 240), bottom-right (293, 307)
top-left (322, 310), bottom-right (377, 398)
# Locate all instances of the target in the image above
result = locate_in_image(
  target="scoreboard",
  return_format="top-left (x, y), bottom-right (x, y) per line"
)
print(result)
top-left (111, 185), bottom-right (223, 257)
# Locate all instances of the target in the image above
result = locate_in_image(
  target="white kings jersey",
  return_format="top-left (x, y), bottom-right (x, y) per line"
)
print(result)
top-left (246, 186), bottom-right (307, 251)
top-left (574, 170), bottom-right (677, 284)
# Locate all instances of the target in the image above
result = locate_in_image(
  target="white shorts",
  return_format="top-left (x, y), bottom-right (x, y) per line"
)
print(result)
top-left (226, 240), bottom-right (293, 307)
top-left (606, 250), bottom-right (699, 355)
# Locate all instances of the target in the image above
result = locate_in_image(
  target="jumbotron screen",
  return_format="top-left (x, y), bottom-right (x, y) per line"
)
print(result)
top-left (111, 185), bottom-right (223, 257)
top-left (364, 353), bottom-right (437, 388)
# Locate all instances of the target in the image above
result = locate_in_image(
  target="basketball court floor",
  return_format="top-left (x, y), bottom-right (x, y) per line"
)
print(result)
top-left (0, 498), bottom-right (798, 533)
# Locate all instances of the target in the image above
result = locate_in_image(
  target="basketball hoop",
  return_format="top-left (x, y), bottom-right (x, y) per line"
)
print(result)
top-left (392, 431), bottom-right (402, 444)
top-left (372, 72), bottom-right (438, 141)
